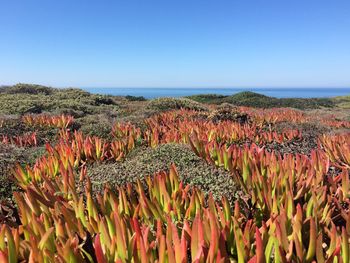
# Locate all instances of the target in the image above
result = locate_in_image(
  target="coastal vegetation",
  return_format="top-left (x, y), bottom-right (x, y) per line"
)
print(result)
top-left (0, 83), bottom-right (350, 262)
top-left (187, 91), bottom-right (335, 109)
top-left (333, 95), bottom-right (350, 109)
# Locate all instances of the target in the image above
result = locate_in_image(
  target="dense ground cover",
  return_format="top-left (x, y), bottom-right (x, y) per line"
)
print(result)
top-left (0, 84), bottom-right (350, 262)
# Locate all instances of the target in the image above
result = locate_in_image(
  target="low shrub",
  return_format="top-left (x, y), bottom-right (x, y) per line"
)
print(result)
top-left (0, 83), bottom-right (53, 95)
top-left (125, 95), bottom-right (147, 101)
top-left (0, 84), bottom-right (120, 115)
top-left (147, 97), bottom-right (207, 112)
top-left (77, 115), bottom-right (114, 139)
top-left (186, 93), bottom-right (227, 103)
top-left (87, 143), bottom-right (243, 205)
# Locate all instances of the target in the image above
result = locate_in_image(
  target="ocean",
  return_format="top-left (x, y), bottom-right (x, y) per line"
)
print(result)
top-left (82, 87), bottom-right (350, 99)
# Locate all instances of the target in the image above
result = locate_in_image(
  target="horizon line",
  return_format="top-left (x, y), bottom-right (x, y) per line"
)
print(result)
top-left (2, 83), bottom-right (350, 89)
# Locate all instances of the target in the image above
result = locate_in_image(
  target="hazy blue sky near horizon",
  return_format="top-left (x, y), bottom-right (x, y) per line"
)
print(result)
top-left (1, 0), bottom-right (350, 88)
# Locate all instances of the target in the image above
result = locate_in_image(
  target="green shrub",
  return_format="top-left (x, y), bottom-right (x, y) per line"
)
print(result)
top-left (94, 95), bottom-right (117, 105)
top-left (87, 143), bottom-right (243, 206)
top-left (0, 83), bottom-right (53, 95)
top-left (186, 94), bottom-right (227, 104)
top-left (0, 84), bottom-right (120, 115)
top-left (77, 115), bottom-right (114, 139)
top-left (147, 97), bottom-right (207, 112)
top-left (125, 95), bottom-right (147, 101)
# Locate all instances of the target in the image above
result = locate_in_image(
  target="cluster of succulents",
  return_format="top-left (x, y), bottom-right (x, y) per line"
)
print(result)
top-left (238, 107), bottom-right (309, 124)
top-left (22, 114), bottom-right (74, 129)
top-left (0, 108), bottom-right (350, 262)
top-left (1, 132), bottom-right (37, 148)
top-left (144, 110), bottom-right (302, 148)
top-left (320, 133), bottom-right (350, 168)
top-left (321, 119), bottom-right (350, 129)
top-left (239, 107), bottom-right (350, 129)
top-left (0, 114), bottom-right (74, 148)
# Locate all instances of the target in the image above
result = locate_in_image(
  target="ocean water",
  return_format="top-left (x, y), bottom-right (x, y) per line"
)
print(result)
top-left (82, 87), bottom-right (350, 99)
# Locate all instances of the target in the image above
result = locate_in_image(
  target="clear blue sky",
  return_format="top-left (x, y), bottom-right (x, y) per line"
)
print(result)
top-left (1, 0), bottom-right (349, 88)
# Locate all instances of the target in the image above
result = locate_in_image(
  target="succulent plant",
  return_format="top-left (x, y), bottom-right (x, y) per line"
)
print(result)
top-left (0, 108), bottom-right (349, 262)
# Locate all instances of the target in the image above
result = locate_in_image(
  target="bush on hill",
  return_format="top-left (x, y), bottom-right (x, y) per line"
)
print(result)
top-left (0, 83), bottom-right (54, 95)
top-left (0, 84), bottom-right (120, 115)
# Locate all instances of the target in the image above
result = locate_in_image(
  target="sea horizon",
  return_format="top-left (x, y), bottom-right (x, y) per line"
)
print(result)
top-left (81, 87), bottom-right (350, 99)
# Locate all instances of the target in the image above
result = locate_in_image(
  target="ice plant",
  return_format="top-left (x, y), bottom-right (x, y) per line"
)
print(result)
top-left (22, 114), bottom-right (74, 129)
top-left (238, 107), bottom-right (309, 125)
top-left (1, 132), bottom-right (37, 147)
top-left (320, 133), bottom-right (350, 168)
top-left (0, 107), bottom-right (349, 262)
top-left (144, 109), bottom-right (302, 148)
